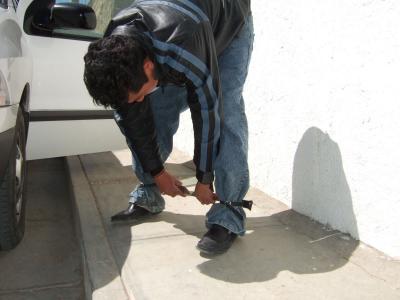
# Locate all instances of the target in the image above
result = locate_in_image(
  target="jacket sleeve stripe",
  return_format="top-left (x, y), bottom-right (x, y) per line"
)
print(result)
top-left (146, 33), bottom-right (217, 109)
top-left (174, 0), bottom-right (209, 22)
top-left (136, 0), bottom-right (201, 23)
top-left (155, 54), bottom-right (214, 171)
top-left (148, 34), bottom-right (208, 74)
top-left (147, 34), bottom-right (219, 173)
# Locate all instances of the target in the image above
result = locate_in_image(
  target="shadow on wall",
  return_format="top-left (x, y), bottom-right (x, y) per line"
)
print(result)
top-left (292, 127), bottom-right (359, 239)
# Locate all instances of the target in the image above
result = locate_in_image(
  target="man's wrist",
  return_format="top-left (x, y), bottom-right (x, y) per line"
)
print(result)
top-left (151, 166), bottom-right (165, 177)
top-left (196, 170), bottom-right (214, 184)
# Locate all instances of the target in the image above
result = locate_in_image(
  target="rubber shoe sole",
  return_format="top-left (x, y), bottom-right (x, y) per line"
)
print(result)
top-left (111, 205), bottom-right (161, 222)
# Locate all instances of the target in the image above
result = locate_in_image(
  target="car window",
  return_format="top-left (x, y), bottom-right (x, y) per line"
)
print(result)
top-left (53, 0), bottom-right (134, 39)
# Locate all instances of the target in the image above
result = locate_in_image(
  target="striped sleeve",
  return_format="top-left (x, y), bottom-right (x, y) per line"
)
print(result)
top-left (146, 23), bottom-right (221, 184)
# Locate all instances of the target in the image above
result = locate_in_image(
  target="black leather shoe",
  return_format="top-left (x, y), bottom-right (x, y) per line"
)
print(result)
top-left (111, 203), bottom-right (154, 222)
top-left (197, 224), bottom-right (237, 255)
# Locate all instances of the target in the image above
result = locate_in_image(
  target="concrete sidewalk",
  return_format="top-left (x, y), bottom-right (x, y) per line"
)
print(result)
top-left (66, 149), bottom-right (400, 300)
top-left (0, 158), bottom-right (84, 300)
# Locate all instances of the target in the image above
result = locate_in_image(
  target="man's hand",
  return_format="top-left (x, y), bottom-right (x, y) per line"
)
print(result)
top-left (153, 170), bottom-right (186, 197)
top-left (194, 182), bottom-right (217, 205)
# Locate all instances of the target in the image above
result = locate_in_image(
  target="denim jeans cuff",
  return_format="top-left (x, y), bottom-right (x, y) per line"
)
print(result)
top-left (205, 203), bottom-right (246, 236)
top-left (129, 183), bottom-right (165, 213)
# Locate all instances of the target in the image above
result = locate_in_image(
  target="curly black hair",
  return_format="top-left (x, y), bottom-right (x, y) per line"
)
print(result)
top-left (83, 35), bottom-right (151, 109)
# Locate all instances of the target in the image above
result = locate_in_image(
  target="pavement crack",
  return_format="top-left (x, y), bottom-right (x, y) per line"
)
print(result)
top-left (347, 260), bottom-right (394, 287)
top-left (274, 212), bottom-right (398, 289)
top-left (128, 224), bottom-right (284, 243)
top-left (0, 279), bottom-right (83, 295)
top-left (90, 178), bottom-right (134, 185)
top-left (130, 231), bottom-right (205, 242)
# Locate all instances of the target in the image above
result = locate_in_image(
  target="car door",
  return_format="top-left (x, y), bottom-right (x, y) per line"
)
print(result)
top-left (19, 0), bottom-right (133, 160)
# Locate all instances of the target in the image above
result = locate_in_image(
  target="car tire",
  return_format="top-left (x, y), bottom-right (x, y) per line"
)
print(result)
top-left (0, 108), bottom-right (27, 251)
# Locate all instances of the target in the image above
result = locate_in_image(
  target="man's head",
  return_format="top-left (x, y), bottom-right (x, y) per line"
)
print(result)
top-left (83, 35), bottom-right (158, 109)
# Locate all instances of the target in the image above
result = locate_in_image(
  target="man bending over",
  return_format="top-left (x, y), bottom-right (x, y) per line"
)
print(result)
top-left (84, 0), bottom-right (254, 255)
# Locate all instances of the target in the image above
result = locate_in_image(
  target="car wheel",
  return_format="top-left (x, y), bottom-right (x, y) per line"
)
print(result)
top-left (0, 108), bottom-right (27, 250)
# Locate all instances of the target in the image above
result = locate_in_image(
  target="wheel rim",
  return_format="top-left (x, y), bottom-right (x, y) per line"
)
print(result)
top-left (15, 139), bottom-right (24, 224)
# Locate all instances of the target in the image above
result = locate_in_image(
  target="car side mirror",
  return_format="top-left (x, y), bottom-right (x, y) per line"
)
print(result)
top-left (24, 1), bottom-right (100, 40)
top-left (51, 3), bottom-right (96, 30)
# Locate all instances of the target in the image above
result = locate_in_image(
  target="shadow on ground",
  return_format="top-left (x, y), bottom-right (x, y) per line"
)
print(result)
top-left (78, 149), bottom-right (359, 290)
top-left (112, 209), bottom-right (359, 284)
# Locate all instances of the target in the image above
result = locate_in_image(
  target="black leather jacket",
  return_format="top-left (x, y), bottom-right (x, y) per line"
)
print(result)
top-left (107, 0), bottom-right (251, 184)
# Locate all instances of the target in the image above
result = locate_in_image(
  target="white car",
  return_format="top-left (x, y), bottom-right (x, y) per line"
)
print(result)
top-left (0, 0), bottom-right (129, 250)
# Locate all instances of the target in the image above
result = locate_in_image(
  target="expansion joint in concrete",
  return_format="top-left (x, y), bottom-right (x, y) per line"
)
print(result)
top-left (0, 279), bottom-right (83, 295)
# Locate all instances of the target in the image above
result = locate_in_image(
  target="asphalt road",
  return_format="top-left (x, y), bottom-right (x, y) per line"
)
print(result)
top-left (0, 158), bottom-right (84, 300)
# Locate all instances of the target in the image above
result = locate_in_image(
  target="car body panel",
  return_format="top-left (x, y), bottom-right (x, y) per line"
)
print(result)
top-left (0, 104), bottom-right (18, 132)
top-left (0, 0), bottom-right (30, 188)
top-left (26, 36), bottom-right (97, 111)
top-left (16, 0), bottom-right (126, 159)
top-left (0, 3), bottom-right (31, 127)
top-left (27, 119), bottom-right (125, 160)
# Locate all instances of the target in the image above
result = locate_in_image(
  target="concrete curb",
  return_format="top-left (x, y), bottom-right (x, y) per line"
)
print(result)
top-left (66, 156), bottom-right (129, 300)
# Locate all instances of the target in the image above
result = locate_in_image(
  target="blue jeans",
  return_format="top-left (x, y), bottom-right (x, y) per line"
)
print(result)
top-left (116, 15), bottom-right (254, 235)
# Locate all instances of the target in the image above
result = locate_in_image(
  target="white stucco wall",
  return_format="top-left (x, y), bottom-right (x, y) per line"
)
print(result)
top-left (174, 0), bottom-right (400, 258)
